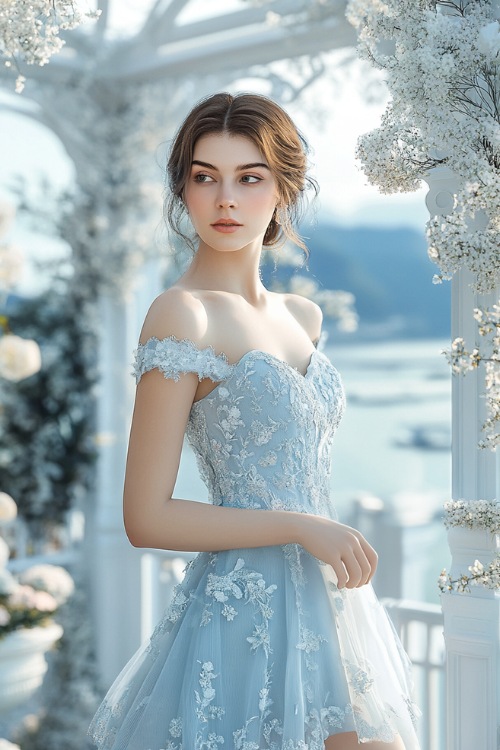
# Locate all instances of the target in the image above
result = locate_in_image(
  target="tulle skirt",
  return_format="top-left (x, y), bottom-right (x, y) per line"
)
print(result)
top-left (88, 545), bottom-right (421, 749)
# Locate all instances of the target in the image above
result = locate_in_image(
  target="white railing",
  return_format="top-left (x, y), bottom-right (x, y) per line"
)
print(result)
top-left (383, 598), bottom-right (445, 750)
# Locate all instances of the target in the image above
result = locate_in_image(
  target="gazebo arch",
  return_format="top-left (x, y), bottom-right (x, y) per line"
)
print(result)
top-left (0, 0), bottom-right (359, 684)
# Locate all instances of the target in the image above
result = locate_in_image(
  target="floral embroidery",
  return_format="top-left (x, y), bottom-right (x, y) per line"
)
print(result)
top-left (205, 558), bottom-right (277, 656)
top-left (165, 588), bottom-right (189, 624)
top-left (194, 732), bottom-right (224, 750)
top-left (166, 718), bottom-right (182, 739)
top-left (344, 659), bottom-right (375, 695)
top-left (297, 626), bottom-right (328, 671)
top-left (233, 718), bottom-right (260, 750)
top-left (195, 661), bottom-right (225, 723)
top-left (248, 418), bottom-right (281, 446)
top-left (133, 336), bottom-right (232, 385)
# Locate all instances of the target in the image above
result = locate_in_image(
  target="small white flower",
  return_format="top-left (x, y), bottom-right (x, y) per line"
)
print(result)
top-left (0, 335), bottom-right (41, 382)
top-left (0, 604), bottom-right (11, 626)
top-left (0, 568), bottom-right (17, 596)
top-left (0, 200), bottom-right (15, 237)
top-left (0, 739), bottom-right (21, 750)
top-left (0, 492), bottom-right (17, 523)
top-left (0, 538), bottom-right (9, 568)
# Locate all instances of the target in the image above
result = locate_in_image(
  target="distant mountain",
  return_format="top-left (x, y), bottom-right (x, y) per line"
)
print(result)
top-left (262, 223), bottom-right (451, 341)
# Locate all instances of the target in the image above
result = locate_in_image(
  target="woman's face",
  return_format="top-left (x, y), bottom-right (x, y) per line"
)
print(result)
top-left (183, 133), bottom-right (279, 254)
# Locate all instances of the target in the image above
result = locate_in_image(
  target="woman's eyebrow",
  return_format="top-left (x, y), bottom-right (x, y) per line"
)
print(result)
top-left (191, 160), bottom-right (270, 171)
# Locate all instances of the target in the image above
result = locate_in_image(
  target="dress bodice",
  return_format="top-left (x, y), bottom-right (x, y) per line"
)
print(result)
top-left (133, 336), bottom-right (346, 518)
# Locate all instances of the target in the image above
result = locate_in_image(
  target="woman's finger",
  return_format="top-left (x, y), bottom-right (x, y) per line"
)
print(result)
top-left (342, 549), bottom-right (363, 589)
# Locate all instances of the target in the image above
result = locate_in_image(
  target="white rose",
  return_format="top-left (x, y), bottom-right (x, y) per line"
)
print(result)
top-left (478, 21), bottom-right (500, 60)
top-left (0, 739), bottom-right (21, 750)
top-left (0, 335), bottom-right (41, 382)
top-left (0, 568), bottom-right (17, 596)
top-left (0, 492), bottom-right (17, 524)
top-left (0, 244), bottom-right (24, 288)
top-left (0, 201), bottom-right (15, 238)
top-left (0, 538), bottom-right (9, 568)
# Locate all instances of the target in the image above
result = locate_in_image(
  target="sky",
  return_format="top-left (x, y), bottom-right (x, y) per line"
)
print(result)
top-left (0, 0), bottom-right (431, 293)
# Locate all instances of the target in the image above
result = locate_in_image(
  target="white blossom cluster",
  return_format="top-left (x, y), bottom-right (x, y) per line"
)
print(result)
top-left (346, 0), bottom-right (500, 294)
top-left (439, 499), bottom-right (500, 592)
top-left (0, 1), bottom-right (99, 92)
top-left (0, 741), bottom-right (20, 750)
top-left (443, 499), bottom-right (500, 531)
top-left (439, 557), bottom-right (500, 593)
top-left (443, 305), bottom-right (500, 448)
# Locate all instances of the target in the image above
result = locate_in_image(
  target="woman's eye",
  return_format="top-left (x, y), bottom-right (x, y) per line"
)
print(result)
top-left (241, 175), bottom-right (261, 184)
top-left (194, 173), bottom-right (215, 183)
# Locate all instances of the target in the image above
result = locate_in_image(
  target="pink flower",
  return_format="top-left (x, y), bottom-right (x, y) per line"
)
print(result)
top-left (8, 584), bottom-right (56, 612)
top-left (31, 591), bottom-right (57, 613)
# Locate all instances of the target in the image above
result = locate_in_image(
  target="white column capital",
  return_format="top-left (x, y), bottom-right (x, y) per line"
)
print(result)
top-left (423, 166), bottom-right (459, 217)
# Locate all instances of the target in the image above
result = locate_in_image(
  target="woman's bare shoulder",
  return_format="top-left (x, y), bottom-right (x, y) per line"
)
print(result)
top-left (139, 286), bottom-right (209, 345)
top-left (282, 292), bottom-right (323, 342)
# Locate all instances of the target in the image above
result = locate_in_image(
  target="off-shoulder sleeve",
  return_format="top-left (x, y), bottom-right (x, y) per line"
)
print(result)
top-left (132, 336), bottom-right (233, 385)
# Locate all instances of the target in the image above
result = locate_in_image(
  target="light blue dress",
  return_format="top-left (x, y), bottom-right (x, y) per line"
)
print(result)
top-left (88, 336), bottom-right (421, 750)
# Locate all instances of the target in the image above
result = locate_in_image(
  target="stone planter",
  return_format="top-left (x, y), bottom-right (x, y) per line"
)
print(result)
top-left (0, 623), bottom-right (63, 714)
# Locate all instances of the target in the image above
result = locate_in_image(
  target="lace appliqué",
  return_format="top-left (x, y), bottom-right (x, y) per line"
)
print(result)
top-left (297, 626), bottom-right (328, 671)
top-left (133, 336), bottom-right (233, 385)
top-left (344, 659), bottom-right (375, 695)
top-left (203, 557), bottom-right (277, 657)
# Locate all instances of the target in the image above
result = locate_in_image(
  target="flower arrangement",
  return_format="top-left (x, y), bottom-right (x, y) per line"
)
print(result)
top-left (438, 499), bottom-right (500, 592)
top-left (439, 558), bottom-right (500, 593)
top-left (346, 0), bottom-right (500, 293)
top-left (347, 0), bottom-right (500, 448)
top-left (443, 305), bottom-right (500, 449)
top-left (0, 493), bottom-right (74, 639)
top-left (0, 201), bottom-right (42, 383)
top-left (0, 1), bottom-right (100, 92)
top-left (443, 499), bottom-right (500, 531)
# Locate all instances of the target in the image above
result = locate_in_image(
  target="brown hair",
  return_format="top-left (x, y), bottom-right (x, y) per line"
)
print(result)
top-left (165, 92), bottom-right (317, 253)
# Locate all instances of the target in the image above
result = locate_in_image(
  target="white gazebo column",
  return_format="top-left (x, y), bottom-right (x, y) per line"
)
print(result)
top-left (86, 261), bottom-right (162, 687)
top-left (425, 167), bottom-right (500, 750)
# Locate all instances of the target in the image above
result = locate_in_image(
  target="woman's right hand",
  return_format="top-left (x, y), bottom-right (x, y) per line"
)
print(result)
top-left (297, 515), bottom-right (378, 589)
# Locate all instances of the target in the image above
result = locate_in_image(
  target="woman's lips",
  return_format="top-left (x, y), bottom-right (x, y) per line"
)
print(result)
top-left (211, 222), bottom-right (242, 233)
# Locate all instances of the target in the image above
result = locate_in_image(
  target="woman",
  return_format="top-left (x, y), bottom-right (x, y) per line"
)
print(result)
top-left (89, 92), bottom-right (420, 749)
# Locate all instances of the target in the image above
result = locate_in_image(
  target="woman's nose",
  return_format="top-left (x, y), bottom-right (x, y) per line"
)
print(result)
top-left (217, 186), bottom-right (237, 208)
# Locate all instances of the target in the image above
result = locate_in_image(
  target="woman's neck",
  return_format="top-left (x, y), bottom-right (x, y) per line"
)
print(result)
top-left (181, 240), bottom-right (267, 303)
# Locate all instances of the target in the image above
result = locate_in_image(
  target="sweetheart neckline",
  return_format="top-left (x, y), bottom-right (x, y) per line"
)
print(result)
top-left (138, 335), bottom-right (319, 380)
top-left (192, 348), bottom-right (320, 406)
top-left (225, 347), bottom-right (317, 378)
